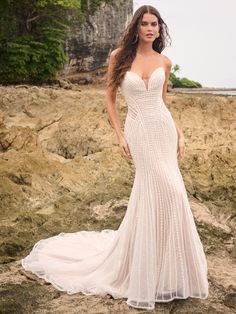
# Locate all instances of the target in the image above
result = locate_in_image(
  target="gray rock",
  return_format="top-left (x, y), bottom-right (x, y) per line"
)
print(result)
top-left (62, 0), bottom-right (133, 79)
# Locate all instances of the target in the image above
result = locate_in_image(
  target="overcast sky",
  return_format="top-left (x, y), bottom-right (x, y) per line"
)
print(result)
top-left (133, 0), bottom-right (236, 88)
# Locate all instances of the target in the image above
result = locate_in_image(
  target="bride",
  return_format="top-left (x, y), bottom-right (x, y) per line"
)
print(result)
top-left (21, 4), bottom-right (209, 311)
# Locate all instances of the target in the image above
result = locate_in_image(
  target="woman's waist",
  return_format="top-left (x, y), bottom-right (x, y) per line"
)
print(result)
top-left (127, 103), bottom-right (171, 117)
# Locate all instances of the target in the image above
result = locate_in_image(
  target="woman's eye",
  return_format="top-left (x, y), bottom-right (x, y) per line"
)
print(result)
top-left (141, 22), bottom-right (158, 26)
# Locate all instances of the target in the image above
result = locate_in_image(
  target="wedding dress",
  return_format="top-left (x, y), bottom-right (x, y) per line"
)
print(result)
top-left (21, 66), bottom-right (209, 310)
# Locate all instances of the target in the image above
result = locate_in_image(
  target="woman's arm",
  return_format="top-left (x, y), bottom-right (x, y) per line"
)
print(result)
top-left (162, 56), bottom-right (185, 159)
top-left (105, 49), bottom-right (132, 159)
top-left (162, 56), bottom-right (172, 106)
top-left (162, 56), bottom-right (184, 139)
top-left (105, 49), bottom-right (124, 140)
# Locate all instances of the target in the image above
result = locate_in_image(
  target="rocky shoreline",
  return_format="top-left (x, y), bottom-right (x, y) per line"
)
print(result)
top-left (0, 84), bottom-right (236, 313)
top-left (172, 88), bottom-right (236, 96)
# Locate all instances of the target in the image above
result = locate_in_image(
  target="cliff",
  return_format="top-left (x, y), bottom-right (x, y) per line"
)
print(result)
top-left (62, 0), bottom-right (133, 81)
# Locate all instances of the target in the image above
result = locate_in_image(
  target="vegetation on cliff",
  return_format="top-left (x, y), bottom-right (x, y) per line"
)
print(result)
top-left (170, 64), bottom-right (202, 88)
top-left (0, 0), bottom-right (108, 83)
top-left (0, 0), bottom-right (202, 87)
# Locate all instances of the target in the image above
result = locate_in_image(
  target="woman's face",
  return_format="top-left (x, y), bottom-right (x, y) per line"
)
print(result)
top-left (138, 13), bottom-right (160, 42)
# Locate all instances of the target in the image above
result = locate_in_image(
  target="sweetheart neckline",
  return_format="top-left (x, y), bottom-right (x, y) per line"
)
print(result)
top-left (125, 66), bottom-right (165, 91)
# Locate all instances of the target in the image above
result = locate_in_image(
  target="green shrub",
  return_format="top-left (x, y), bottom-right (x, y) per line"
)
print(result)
top-left (0, 0), bottom-right (107, 83)
top-left (170, 70), bottom-right (202, 88)
top-left (0, 25), bottom-right (68, 83)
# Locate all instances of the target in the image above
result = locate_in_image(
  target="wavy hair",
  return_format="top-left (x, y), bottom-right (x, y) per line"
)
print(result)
top-left (106, 5), bottom-right (172, 89)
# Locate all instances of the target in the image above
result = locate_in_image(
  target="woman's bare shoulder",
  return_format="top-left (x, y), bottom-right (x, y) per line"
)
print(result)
top-left (110, 47), bottom-right (122, 58)
top-left (161, 54), bottom-right (172, 69)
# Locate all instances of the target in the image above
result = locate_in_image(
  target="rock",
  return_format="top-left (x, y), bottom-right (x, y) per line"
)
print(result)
top-left (0, 84), bottom-right (235, 313)
top-left (62, 0), bottom-right (133, 79)
top-left (91, 198), bottom-right (128, 221)
top-left (168, 94), bottom-right (236, 214)
top-left (0, 282), bottom-right (60, 313)
top-left (45, 112), bottom-right (112, 158)
top-left (231, 240), bottom-right (236, 259)
top-left (58, 79), bottom-right (72, 89)
top-left (224, 292), bottom-right (236, 309)
top-left (7, 173), bottom-right (32, 186)
top-left (0, 124), bottom-right (38, 152)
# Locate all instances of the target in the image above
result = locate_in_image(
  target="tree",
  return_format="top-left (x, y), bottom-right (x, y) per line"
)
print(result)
top-left (172, 64), bottom-right (180, 75)
top-left (170, 64), bottom-right (202, 88)
top-left (0, 0), bottom-right (83, 82)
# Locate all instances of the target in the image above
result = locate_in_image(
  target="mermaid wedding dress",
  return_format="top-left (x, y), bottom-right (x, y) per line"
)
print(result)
top-left (21, 66), bottom-right (209, 310)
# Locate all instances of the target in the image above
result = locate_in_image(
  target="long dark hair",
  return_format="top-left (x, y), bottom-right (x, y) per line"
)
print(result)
top-left (106, 5), bottom-right (171, 89)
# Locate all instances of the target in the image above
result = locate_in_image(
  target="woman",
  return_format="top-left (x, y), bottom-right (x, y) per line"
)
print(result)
top-left (21, 5), bottom-right (209, 311)
top-left (105, 3), bottom-right (209, 307)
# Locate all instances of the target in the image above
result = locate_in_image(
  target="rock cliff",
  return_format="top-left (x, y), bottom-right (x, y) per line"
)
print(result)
top-left (62, 0), bottom-right (133, 80)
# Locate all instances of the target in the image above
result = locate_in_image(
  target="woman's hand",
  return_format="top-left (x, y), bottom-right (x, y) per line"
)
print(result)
top-left (177, 136), bottom-right (185, 160)
top-left (118, 136), bottom-right (132, 159)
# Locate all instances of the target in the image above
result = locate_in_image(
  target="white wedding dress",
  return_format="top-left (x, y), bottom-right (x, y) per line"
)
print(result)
top-left (21, 66), bottom-right (209, 310)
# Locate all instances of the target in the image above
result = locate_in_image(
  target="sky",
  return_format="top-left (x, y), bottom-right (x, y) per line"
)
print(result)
top-left (133, 0), bottom-right (236, 88)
